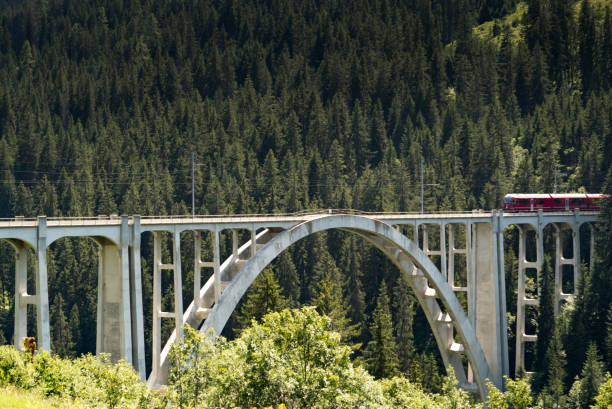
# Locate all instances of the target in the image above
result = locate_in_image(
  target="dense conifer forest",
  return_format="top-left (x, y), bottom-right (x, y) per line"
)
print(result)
top-left (0, 0), bottom-right (611, 406)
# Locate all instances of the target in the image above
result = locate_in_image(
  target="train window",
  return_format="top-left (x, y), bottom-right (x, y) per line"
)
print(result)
top-left (504, 197), bottom-right (511, 204)
top-left (536, 199), bottom-right (545, 205)
top-left (571, 198), bottom-right (586, 205)
top-left (554, 199), bottom-right (562, 204)
top-left (519, 199), bottom-right (530, 205)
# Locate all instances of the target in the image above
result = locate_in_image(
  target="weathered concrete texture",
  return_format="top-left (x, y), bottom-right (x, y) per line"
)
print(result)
top-left (94, 216), bottom-right (133, 364)
top-left (96, 240), bottom-right (132, 363)
top-left (36, 217), bottom-right (51, 351)
top-left (472, 222), bottom-right (504, 387)
top-left (130, 216), bottom-right (146, 380)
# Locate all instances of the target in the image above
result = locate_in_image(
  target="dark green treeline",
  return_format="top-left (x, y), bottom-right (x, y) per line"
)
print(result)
top-left (0, 0), bottom-right (611, 402)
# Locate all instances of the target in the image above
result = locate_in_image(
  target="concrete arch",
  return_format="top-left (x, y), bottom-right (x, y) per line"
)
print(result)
top-left (46, 231), bottom-right (120, 247)
top-left (169, 215), bottom-right (493, 398)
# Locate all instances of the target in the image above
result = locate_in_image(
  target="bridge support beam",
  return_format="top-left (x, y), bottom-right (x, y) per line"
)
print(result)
top-left (472, 217), bottom-right (506, 387)
top-left (96, 216), bottom-right (132, 364)
top-left (36, 217), bottom-right (51, 351)
top-left (150, 229), bottom-right (183, 384)
top-left (13, 243), bottom-right (29, 349)
top-left (130, 216), bottom-right (146, 380)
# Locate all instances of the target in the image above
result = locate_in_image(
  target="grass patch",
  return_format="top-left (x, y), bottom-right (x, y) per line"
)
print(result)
top-left (0, 386), bottom-right (89, 409)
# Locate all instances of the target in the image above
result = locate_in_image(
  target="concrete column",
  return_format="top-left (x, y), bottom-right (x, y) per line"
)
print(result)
top-left (96, 225), bottom-right (132, 363)
top-left (232, 229), bottom-right (239, 259)
top-left (36, 217), bottom-right (51, 351)
top-left (151, 231), bottom-right (162, 380)
top-left (13, 244), bottom-right (28, 349)
top-left (172, 230), bottom-right (183, 340)
top-left (572, 223), bottom-right (580, 294)
top-left (495, 212), bottom-right (509, 382)
top-left (589, 223), bottom-right (595, 268)
top-left (250, 227), bottom-right (256, 258)
top-left (130, 216), bottom-right (146, 380)
top-left (448, 224), bottom-right (455, 288)
top-left (422, 224), bottom-right (429, 253)
top-left (515, 226), bottom-right (526, 374)
top-left (441, 222), bottom-right (447, 279)
top-left (213, 227), bottom-right (221, 304)
top-left (554, 225), bottom-right (562, 316)
top-left (194, 231), bottom-right (202, 305)
top-left (472, 220), bottom-right (503, 387)
top-left (467, 222), bottom-right (475, 326)
top-left (120, 217), bottom-right (133, 363)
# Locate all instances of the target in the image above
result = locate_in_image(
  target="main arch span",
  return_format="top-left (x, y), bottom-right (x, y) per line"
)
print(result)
top-left (188, 215), bottom-right (492, 398)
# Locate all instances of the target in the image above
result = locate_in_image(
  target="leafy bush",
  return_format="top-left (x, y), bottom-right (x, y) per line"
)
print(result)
top-left (169, 307), bottom-right (389, 409)
top-left (168, 307), bottom-right (484, 409)
top-left (0, 346), bottom-right (34, 389)
top-left (0, 345), bottom-right (150, 408)
top-left (486, 377), bottom-right (534, 409)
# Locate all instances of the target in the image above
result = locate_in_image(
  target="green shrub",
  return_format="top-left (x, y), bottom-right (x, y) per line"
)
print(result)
top-left (0, 346), bottom-right (34, 389)
top-left (73, 354), bottom-right (149, 409)
top-left (32, 351), bottom-right (79, 397)
top-left (0, 346), bottom-right (151, 408)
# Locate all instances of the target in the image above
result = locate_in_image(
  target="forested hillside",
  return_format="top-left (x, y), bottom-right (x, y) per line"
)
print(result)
top-left (0, 0), bottom-right (611, 405)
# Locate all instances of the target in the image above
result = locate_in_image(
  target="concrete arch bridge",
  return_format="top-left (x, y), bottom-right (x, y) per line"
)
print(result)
top-left (0, 209), bottom-right (599, 400)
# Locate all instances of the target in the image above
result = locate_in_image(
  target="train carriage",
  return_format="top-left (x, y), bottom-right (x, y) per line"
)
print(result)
top-left (503, 193), bottom-right (609, 212)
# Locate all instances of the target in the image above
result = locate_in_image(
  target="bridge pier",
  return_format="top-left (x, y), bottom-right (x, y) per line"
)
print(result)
top-left (130, 216), bottom-right (146, 380)
top-left (472, 216), bottom-right (506, 387)
top-left (13, 243), bottom-right (30, 348)
top-left (36, 217), bottom-right (51, 351)
top-left (95, 216), bottom-right (133, 364)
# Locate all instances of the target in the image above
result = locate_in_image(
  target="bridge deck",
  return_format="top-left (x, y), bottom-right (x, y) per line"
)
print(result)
top-left (0, 210), bottom-right (599, 228)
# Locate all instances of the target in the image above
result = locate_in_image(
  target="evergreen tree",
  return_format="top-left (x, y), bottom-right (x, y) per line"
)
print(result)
top-left (311, 269), bottom-right (360, 345)
top-left (50, 293), bottom-right (74, 357)
top-left (578, 343), bottom-right (605, 408)
top-left (393, 271), bottom-right (416, 373)
top-left (68, 303), bottom-right (81, 357)
top-left (235, 269), bottom-right (287, 331)
top-left (364, 280), bottom-right (399, 379)
top-left (539, 324), bottom-right (567, 408)
top-left (535, 254), bottom-right (555, 383)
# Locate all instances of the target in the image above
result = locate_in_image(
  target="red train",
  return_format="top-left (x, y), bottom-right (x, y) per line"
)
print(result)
top-left (503, 193), bottom-right (610, 212)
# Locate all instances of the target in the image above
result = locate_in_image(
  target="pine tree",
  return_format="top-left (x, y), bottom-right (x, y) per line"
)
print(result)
top-left (364, 280), bottom-right (399, 378)
top-left (393, 271), bottom-right (416, 373)
top-left (535, 254), bottom-right (555, 381)
top-left (578, 343), bottom-right (605, 408)
top-left (274, 252), bottom-right (300, 304)
top-left (235, 269), bottom-right (287, 331)
top-left (68, 303), bottom-right (81, 357)
top-left (311, 269), bottom-right (360, 345)
top-left (539, 324), bottom-right (567, 408)
top-left (579, 0), bottom-right (596, 95)
top-left (50, 293), bottom-right (74, 357)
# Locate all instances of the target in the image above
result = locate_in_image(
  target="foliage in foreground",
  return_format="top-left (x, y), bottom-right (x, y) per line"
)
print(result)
top-left (2, 307), bottom-right (611, 409)
top-left (0, 345), bottom-right (150, 408)
top-left (168, 307), bottom-right (480, 409)
top-left (0, 386), bottom-right (90, 409)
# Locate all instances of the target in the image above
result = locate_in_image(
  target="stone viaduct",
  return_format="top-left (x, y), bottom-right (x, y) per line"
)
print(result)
top-left (0, 209), bottom-right (599, 399)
